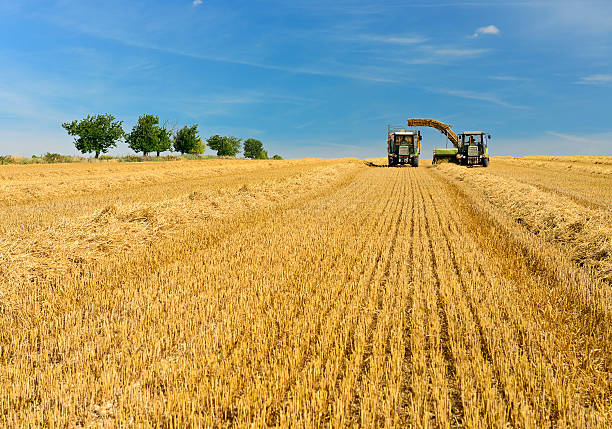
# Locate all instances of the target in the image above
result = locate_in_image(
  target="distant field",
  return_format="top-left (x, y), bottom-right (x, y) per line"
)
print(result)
top-left (1, 156), bottom-right (610, 427)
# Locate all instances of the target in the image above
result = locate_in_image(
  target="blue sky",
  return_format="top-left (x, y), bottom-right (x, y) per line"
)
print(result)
top-left (1, 0), bottom-right (611, 158)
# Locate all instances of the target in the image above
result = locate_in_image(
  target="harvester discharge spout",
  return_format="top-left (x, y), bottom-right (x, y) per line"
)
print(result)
top-left (406, 118), bottom-right (459, 147)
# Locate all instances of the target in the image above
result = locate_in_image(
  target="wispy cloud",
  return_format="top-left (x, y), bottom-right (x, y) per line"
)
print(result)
top-left (438, 89), bottom-right (528, 109)
top-left (471, 24), bottom-right (500, 38)
top-left (433, 48), bottom-right (489, 57)
top-left (546, 131), bottom-right (590, 143)
top-left (361, 35), bottom-right (427, 45)
top-left (489, 75), bottom-right (529, 81)
top-left (575, 74), bottom-right (612, 85)
top-left (52, 21), bottom-right (397, 83)
top-left (192, 0), bottom-right (203, 6)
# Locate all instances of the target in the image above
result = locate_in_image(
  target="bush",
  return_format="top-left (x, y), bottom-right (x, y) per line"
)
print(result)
top-left (272, 154), bottom-right (283, 160)
top-left (98, 155), bottom-right (115, 160)
top-left (119, 155), bottom-right (143, 162)
top-left (146, 155), bottom-right (181, 162)
top-left (42, 152), bottom-right (73, 163)
top-left (0, 155), bottom-right (15, 165)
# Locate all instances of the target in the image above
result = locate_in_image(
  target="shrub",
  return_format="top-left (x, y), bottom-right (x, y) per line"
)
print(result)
top-left (42, 153), bottom-right (73, 163)
top-left (119, 155), bottom-right (143, 162)
top-left (0, 155), bottom-right (15, 165)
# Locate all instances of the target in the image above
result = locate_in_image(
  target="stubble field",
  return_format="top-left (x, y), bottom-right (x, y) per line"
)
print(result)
top-left (0, 156), bottom-right (610, 427)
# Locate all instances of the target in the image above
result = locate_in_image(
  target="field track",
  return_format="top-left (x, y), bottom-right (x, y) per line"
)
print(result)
top-left (1, 157), bottom-right (611, 427)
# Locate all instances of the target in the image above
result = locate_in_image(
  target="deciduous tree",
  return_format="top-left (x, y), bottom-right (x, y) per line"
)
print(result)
top-left (173, 125), bottom-right (201, 155)
top-left (243, 138), bottom-right (267, 159)
top-left (62, 114), bottom-right (124, 158)
top-left (126, 114), bottom-right (167, 156)
top-left (207, 135), bottom-right (242, 157)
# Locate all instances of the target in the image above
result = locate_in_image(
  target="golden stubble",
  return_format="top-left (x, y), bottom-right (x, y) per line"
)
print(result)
top-left (0, 156), bottom-right (610, 427)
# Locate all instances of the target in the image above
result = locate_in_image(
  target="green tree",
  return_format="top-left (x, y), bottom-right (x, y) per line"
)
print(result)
top-left (126, 114), bottom-right (165, 156)
top-left (62, 114), bottom-right (124, 158)
top-left (243, 138), bottom-right (268, 159)
top-left (153, 126), bottom-right (173, 157)
top-left (207, 135), bottom-right (242, 157)
top-left (272, 154), bottom-right (283, 160)
top-left (173, 125), bottom-right (201, 154)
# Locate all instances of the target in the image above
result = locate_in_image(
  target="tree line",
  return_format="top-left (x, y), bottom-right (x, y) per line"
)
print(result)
top-left (62, 113), bottom-right (281, 160)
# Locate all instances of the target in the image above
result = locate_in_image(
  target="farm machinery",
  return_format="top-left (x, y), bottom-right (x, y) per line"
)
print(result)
top-left (406, 118), bottom-right (491, 167)
top-left (387, 126), bottom-right (422, 167)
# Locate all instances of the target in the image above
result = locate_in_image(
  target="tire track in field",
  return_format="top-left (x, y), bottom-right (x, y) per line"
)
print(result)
top-left (354, 167), bottom-right (415, 426)
top-left (404, 166), bottom-right (436, 425)
top-left (420, 170), bottom-right (514, 427)
top-left (427, 169), bottom-right (561, 425)
top-left (348, 168), bottom-right (408, 425)
top-left (428, 168), bottom-right (611, 426)
top-left (416, 169), bottom-right (465, 426)
top-left (399, 168), bottom-right (418, 426)
top-left (329, 169), bottom-right (403, 395)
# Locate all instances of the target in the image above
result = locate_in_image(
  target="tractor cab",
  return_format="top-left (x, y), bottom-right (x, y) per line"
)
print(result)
top-left (458, 131), bottom-right (490, 167)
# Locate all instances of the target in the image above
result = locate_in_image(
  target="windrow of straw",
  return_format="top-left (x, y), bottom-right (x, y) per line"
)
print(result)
top-left (436, 162), bottom-right (612, 283)
top-left (0, 162), bottom-right (359, 285)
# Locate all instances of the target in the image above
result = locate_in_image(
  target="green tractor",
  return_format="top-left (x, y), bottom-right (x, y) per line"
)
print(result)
top-left (406, 119), bottom-right (491, 167)
top-left (433, 132), bottom-right (491, 167)
top-left (387, 126), bottom-right (422, 167)
top-left (455, 132), bottom-right (490, 167)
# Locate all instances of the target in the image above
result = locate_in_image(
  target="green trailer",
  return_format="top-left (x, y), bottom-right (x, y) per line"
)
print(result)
top-left (432, 147), bottom-right (459, 164)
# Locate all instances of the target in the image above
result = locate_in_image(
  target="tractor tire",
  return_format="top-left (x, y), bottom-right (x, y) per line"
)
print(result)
top-left (432, 156), bottom-right (437, 165)
top-left (388, 156), bottom-right (394, 167)
top-left (482, 158), bottom-right (489, 167)
top-left (412, 157), bottom-right (419, 167)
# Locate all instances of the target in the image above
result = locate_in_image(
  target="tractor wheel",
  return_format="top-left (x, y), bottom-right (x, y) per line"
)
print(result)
top-left (432, 156), bottom-right (437, 165)
top-left (388, 156), bottom-right (394, 167)
top-left (412, 157), bottom-right (419, 167)
top-left (482, 158), bottom-right (489, 167)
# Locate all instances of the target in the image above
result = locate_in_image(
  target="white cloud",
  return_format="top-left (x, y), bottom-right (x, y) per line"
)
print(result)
top-left (192, 0), bottom-right (202, 6)
top-left (472, 25), bottom-right (500, 38)
top-left (576, 74), bottom-right (612, 85)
